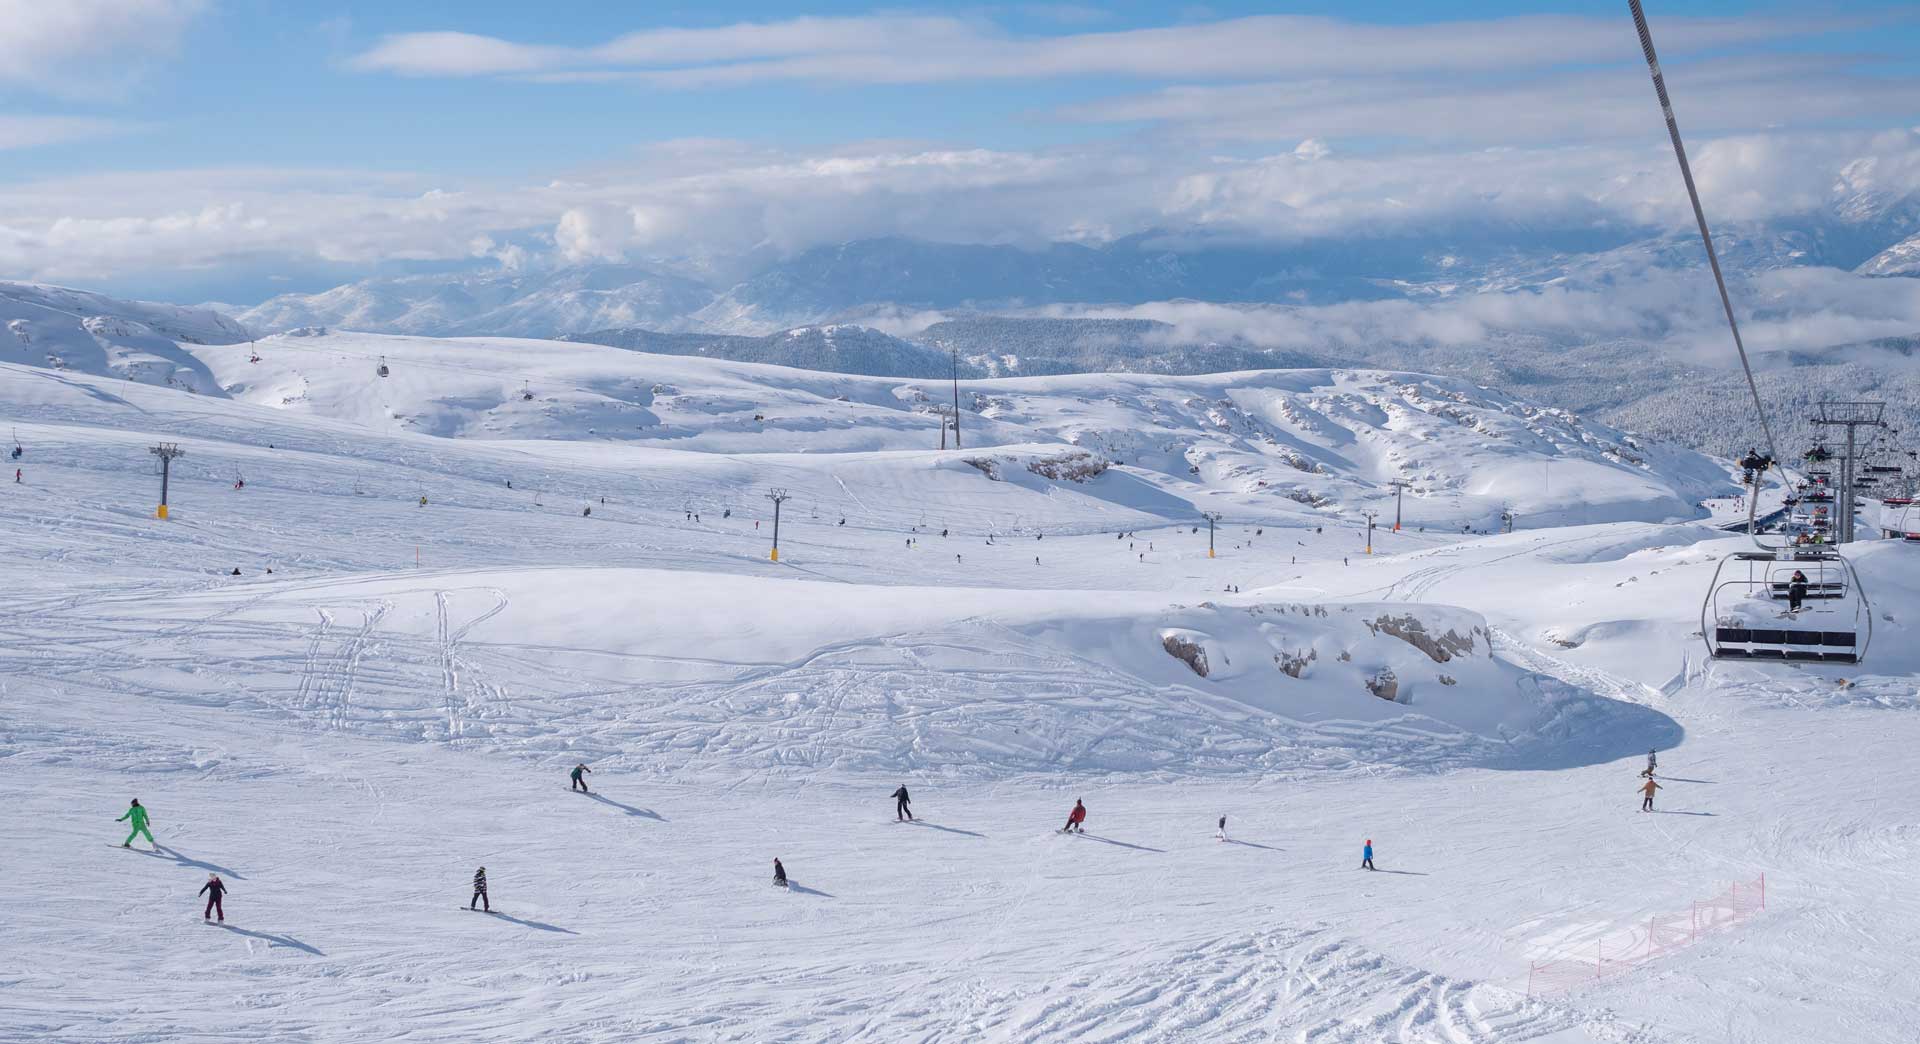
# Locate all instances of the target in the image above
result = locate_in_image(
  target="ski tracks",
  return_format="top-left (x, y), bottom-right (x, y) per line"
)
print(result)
top-left (816, 926), bottom-right (1610, 1043)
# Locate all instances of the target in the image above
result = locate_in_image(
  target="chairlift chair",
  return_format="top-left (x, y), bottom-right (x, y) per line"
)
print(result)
top-left (377, 356), bottom-right (390, 378)
top-left (1702, 549), bottom-right (1868, 664)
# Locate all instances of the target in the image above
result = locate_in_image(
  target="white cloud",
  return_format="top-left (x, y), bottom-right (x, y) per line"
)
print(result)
top-left (349, 12), bottom-right (1820, 86)
top-left (5, 129), bottom-right (1920, 294)
top-left (1054, 56), bottom-right (1920, 147)
top-left (0, 0), bottom-right (205, 98)
top-left (0, 115), bottom-right (130, 150)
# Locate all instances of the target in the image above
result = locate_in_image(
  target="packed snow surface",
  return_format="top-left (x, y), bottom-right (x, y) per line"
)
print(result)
top-left (2, 311), bottom-right (1917, 1043)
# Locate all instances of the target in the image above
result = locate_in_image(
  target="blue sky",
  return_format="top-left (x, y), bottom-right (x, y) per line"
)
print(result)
top-left (3, 1), bottom-right (1918, 302)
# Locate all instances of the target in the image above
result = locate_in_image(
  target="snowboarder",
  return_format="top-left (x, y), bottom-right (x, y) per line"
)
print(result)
top-left (199, 873), bottom-right (227, 922)
top-left (1062, 799), bottom-right (1087, 834)
top-left (418, 496), bottom-right (428, 507)
top-left (230, 568), bottom-right (241, 576)
top-left (1640, 778), bottom-right (1661, 812)
top-left (941, 529), bottom-right (948, 537)
top-left (773, 858), bottom-right (787, 888)
top-left (891, 785), bottom-right (913, 822)
top-left (1361, 839), bottom-right (1375, 870)
top-left (723, 508), bottom-right (730, 518)
top-left (570, 763), bottom-right (591, 793)
top-left (1788, 570), bottom-right (1809, 613)
top-left (583, 506), bottom-right (591, 517)
top-left (1642, 749), bottom-right (1657, 778)
top-left (470, 867), bottom-right (489, 911)
top-left (117, 799), bottom-right (154, 849)
top-left (1216, 815), bottom-right (1228, 841)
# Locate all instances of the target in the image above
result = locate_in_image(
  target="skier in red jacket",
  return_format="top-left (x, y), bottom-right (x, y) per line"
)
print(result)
top-left (1062, 799), bottom-right (1086, 834)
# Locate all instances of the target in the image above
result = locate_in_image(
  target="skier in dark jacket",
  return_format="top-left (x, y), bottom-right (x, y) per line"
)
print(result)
top-left (199, 874), bottom-right (228, 922)
top-left (470, 867), bottom-right (489, 911)
top-left (570, 763), bottom-right (591, 793)
top-left (1788, 570), bottom-right (1809, 613)
top-left (1063, 799), bottom-right (1086, 834)
top-left (891, 785), bottom-right (913, 822)
top-left (772, 858), bottom-right (787, 888)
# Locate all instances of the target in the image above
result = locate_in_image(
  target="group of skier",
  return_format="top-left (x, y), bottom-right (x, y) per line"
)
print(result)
top-left (114, 798), bottom-right (230, 922)
top-left (115, 745), bottom-right (1678, 920)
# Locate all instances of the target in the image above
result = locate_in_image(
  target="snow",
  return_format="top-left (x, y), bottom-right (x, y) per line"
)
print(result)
top-left (2, 299), bottom-right (1918, 1043)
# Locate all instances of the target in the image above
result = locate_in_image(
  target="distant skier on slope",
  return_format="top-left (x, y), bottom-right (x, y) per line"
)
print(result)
top-left (1787, 570), bottom-right (1809, 613)
top-left (199, 873), bottom-right (228, 922)
top-left (1216, 815), bottom-right (1228, 841)
top-left (773, 858), bottom-right (788, 888)
top-left (1640, 778), bottom-right (1662, 812)
top-left (117, 799), bottom-right (154, 849)
top-left (470, 867), bottom-right (489, 911)
top-left (1361, 839), bottom-right (1375, 870)
top-left (1642, 749), bottom-right (1657, 778)
top-left (570, 763), bottom-right (592, 793)
top-left (1062, 799), bottom-right (1087, 834)
top-left (891, 785), bottom-right (913, 822)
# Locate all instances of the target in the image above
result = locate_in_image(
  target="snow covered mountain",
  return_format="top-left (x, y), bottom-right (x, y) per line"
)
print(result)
top-left (1, 281), bottom-right (252, 395)
top-left (1861, 231), bottom-right (1920, 276)
top-left (6, 307), bottom-right (1920, 1041)
top-left (235, 264), bottom-right (713, 338)
top-left (204, 328), bottom-right (1732, 530)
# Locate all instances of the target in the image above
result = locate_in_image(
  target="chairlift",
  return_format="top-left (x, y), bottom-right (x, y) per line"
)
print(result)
top-left (1701, 549), bottom-right (1867, 664)
top-left (249, 341), bottom-right (261, 364)
top-left (233, 468), bottom-right (246, 491)
top-left (521, 381), bottom-right (534, 402)
top-left (377, 356), bottom-right (390, 378)
top-left (9, 427), bottom-right (20, 460)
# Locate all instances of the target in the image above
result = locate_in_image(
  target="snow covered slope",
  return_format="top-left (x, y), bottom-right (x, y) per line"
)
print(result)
top-left (205, 329), bottom-right (1734, 532)
top-left (4, 335), bottom-right (1918, 1043)
top-left (1, 281), bottom-right (251, 394)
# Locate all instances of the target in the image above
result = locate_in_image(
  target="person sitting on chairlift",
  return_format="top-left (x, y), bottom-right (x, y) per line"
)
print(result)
top-left (1787, 569), bottom-right (1809, 614)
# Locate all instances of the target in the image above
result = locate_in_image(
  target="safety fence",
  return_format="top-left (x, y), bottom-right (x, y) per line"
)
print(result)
top-left (1526, 874), bottom-right (1764, 995)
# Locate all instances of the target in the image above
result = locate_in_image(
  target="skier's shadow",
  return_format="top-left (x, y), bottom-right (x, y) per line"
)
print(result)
top-left (585, 793), bottom-right (665, 821)
top-left (1223, 839), bottom-right (1280, 851)
top-left (1078, 834), bottom-right (1165, 853)
top-left (147, 845), bottom-right (245, 879)
top-left (786, 882), bottom-right (834, 898)
top-left (215, 924), bottom-right (323, 955)
top-left (1658, 777), bottom-right (1717, 785)
top-left (907, 821), bottom-right (985, 838)
top-left (1374, 869), bottom-right (1429, 876)
top-left (1649, 810), bottom-right (1716, 817)
top-left (480, 911), bottom-right (578, 934)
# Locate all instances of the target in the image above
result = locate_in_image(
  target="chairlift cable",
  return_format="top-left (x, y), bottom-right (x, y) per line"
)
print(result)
top-left (1627, 0), bottom-right (1795, 503)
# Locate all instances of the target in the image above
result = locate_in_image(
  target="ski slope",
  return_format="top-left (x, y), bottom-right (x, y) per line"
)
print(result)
top-left (2, 313), bottom-right (1918, 1043)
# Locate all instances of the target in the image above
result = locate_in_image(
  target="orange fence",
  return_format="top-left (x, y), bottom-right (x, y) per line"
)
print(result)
top-left (1527, 874), bottom-right (1764, 995)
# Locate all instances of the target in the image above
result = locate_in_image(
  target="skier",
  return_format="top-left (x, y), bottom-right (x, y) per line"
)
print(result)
top-left (891, 785), bottom-right (913, 822)
top-left (1788, 570), bottom-right (1809, 613)
top-left (470, 867), bottom-right (489, 911)
top-left (583, 506), bottom-right (591, 517)
top-left (941, 529), bottom-right (949, 537)
top-left (117, 799), bottom-right (154, 849)
top-left (722, 508), bottom-right (730, 518)
top-left (13, 468), bottom-right (19, 483)
top-left (1361, 839), bottom-right (1375, 870)
top-left (199, 873), bottom-right (228, 922)
top-left (1062, 799), bottom-right (1087, 834)
top-left (1640, 778), bottom-right (1661, 812)
top-left (418, 496), bottom-right (428, 507)
top-left (773, 858), bottom-right (788, 888)
top-left (1642, 749), bottom-right (1657, 778)
top-left (1216, 815), bottom-right (1228, 841)
top-left (570, 763), bottom-right (591, 793)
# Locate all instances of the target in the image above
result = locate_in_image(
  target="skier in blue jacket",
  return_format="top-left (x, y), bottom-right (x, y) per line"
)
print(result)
top-left (1361, 839), bottom-right (1375, 871)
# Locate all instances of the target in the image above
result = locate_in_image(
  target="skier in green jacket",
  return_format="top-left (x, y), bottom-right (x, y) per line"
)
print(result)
top-left (118, 799), bottom-right (154, 849)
